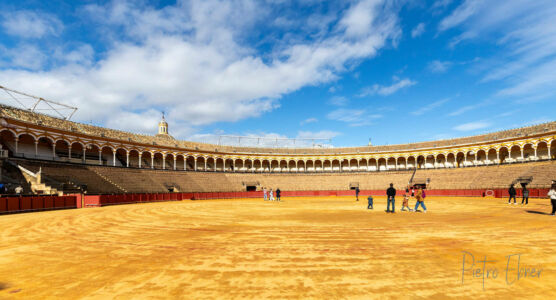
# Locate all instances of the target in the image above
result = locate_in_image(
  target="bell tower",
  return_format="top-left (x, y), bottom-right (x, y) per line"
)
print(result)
top-left (158, 112), bottom-right (168, 135)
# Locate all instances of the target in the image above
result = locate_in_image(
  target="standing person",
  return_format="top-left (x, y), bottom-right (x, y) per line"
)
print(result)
top-left (401, 193), bottom-right (412, 211)
top-left (548, 187), bottom-right (556, 216)
top-left (263, 187), bottom-right (268, 201)
top-left (386, 183), bottom-right (396, 213)
top-left (508, 184), bottom-right (517, 205)
top-left (269, 188), bottom-right (275, 201)
top-left (355, 187), bottom-right (360, 201)
top-left (414, 187), bottom-right (427, 213)
top-left (276, 188), bottom-right (281, 202)
top-left (521, 186), bottom-right (529, 205)
top-left (367, 195), bottom-right (374, 209)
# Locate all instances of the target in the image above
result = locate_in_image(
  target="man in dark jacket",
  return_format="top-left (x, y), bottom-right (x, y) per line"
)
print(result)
top-left (276, 188), bottom-right (281, 202)
top-left (508, 184), bottom-right (516, 205)
top-left (386, 183), bottom-right (396, 213)
top-left (355, 187), bottom-right (360, 201)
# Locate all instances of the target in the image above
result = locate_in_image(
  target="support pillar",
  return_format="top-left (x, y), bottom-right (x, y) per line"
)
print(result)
top-left (52, 144), bottom-right (56, 159)
top-left (174, 157), bottom-right (176, 170)
top-left (162, 155), bottom-right (166, 170)
top-left (14, 138), bottom-right (18, 155)
top-left (151, 154), bottom-right (154, 169)
top-left (112, 151), bottom-right (116, 167)
top-left (126, 152), bottom-right (129, 167)
top-left (138, 154), bottom-right (142, 168)
top-left (34, 141), bottom-right (38, 157)
top-left (98, 149), bottom-right (102, 165)
top-left (82, 148), bottom-right (86, 163)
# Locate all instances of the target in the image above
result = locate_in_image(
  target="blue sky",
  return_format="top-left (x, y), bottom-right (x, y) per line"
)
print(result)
top-left (0, 0), bottom-right (554, 147)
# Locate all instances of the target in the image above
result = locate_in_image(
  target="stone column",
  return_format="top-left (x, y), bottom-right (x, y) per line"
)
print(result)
top-left (98, 149), bottom-right (102, 165)
top-left (138, 153), bottom-right (142, 168)
top-left (52, 144), bottom-right (56, 159)
top-left (82, 148), bottom-right (86, 163)
top-left (112, 151), bottom-right (116, 167)
top-left (34, 141), bottom-right (38, 157)
top-left (126, 152), bottom-right (129, 167)
top-left (151, 154), bottom-right (154, 169)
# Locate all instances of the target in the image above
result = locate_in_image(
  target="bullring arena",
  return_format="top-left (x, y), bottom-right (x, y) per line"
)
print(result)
top-left (1, 103), bottom-right (556, 299)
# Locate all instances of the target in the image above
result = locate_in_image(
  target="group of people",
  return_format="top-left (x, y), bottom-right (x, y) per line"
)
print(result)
top-left (508, 181), bottom-right (556, 216)
top-left (263, 187), bottom-right (281, 202)
top-left (363, 183), bottom-right (427, 213)
top-left (507, 183), bottom-right (531, 205)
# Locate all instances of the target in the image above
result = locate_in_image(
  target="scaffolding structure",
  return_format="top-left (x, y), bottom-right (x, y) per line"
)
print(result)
top-left (0, 85), bottom-right (78, 120)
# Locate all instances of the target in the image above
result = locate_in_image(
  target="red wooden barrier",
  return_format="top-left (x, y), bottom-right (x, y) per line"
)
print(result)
top-left (54, 197), bottom-right (65, 208)
top-left (0, 198), bottom-right (7, 212)
top-left (66, 196), bottom-right (77, 208)
top-left (7, 197), bottom-right (19, 211)
top-left (20, 197), bottom-right (32, 211)
top-left (32, 197), bottom-right (44, 210)
top-left (44, 197), bottom-right (54, 209)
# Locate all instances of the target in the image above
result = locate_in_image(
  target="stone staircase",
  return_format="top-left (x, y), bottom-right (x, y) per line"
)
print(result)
top-left (16, 164), bottom-right (60, 195)
top-left (90, 168), bottom-right (127, 193)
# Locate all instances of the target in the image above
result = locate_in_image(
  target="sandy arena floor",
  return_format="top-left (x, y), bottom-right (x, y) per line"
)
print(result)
top-left (1, 196), bottom-right (555, 299)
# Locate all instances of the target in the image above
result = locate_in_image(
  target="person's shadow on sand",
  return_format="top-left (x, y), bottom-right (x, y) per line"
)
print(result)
top-left (526, 210), bottom-right (551, 215)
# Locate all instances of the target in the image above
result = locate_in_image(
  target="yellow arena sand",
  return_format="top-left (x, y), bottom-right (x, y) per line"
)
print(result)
top-left (1, 196), bottom-right (555, 299)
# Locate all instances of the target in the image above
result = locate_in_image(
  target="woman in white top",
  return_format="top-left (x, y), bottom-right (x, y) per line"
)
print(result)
top-left (548, 186), bottom-right (556, 216)
top-left (269, 188), bottom-right (275, 201)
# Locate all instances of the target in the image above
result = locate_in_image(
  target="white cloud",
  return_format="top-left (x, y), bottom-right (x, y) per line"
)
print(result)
top-left (431, 0), bottom-right (453, 11)
top-left (0, 0), bottom-right (402, 138)
top-left (300, 117), bottom-right (318, 125)
top-left (438, 0), bottom-right (481, 32)
top-left (359, 77), bottom-right (416, 97)
top-left (411, 98), bottom-right (450, 115)
top-left (453, 121), bottom-right (490, 131)
top-left (188, 130), bottom-right (339, 148)
top-left (411, 23), bottom-right (425, 38)
top-left (327, 108), bottom-right (381, 127)
top-left (297, 130), bottom-right (340, 140)
top-left (1, 10), bottom-right (63, 38)
top-left (328, 96), bottom-right (348, 106)
top-left (427, 60), bottom-right (452, 73)
top-left (0, 44), bottom-right (47, 70)
top-left (439, 1), bottom-right (556, 101)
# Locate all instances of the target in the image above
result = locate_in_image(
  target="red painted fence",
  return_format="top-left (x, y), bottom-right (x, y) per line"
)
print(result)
top-left (3, 188), bottom-right (551, 213)
top-left (0, 195), bottom-right (77, 214)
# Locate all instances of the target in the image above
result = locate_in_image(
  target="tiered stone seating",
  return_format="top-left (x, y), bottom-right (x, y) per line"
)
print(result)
top-left (13, 159), bottom-right (123, 194)
top-left (7, 158), bottom-right (555, 194)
